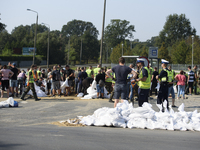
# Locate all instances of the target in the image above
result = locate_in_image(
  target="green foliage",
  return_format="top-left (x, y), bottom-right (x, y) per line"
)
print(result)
top-left (171, 40), bottom-right (189, 64)
top-left (156, 14), bottom-right (196, 47)
top-left (0, 22), bottom-right (6, 32)
top-left (110, 44), bottom-right (122, 63)
top-left (105, 19), bottom-right (135, 48)
top-left (61, 19), bottom-right (99, 38)
top-left (0, 55), bottom-right (45, 61)
top-left (2, 48), bottom-right (13, 56)
top-left (158, 42), bottom-right (171, 62)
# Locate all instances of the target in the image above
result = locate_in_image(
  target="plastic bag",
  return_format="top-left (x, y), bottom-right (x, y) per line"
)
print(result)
top-left (60, 79), bottom-right (69, 89)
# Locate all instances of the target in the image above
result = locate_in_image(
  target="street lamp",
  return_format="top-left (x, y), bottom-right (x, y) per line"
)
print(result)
top-left (191, 35), bottom-right (194, 68)
top-left (27, 9), bottom-right (38, 65)
top-left (41, 23), bottom-right (50, 69)
top-left (122, 43), bottom-right (124, 56)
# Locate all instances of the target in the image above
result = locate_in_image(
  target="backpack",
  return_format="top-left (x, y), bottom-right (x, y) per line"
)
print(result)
top-left (99, 79), bottom-right (105, 87)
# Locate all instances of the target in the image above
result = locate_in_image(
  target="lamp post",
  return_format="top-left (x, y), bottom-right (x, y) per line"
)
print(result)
top-left (27, 9), bottom-right (38, 65)
top-left (192, 35), bottom-right (194, 68)
top-left (41, 23), bottom-right (50, 69)
top-left (99, 0), bottom-right (106, 65)
top-left (122, 43), bottom-right (124, 56)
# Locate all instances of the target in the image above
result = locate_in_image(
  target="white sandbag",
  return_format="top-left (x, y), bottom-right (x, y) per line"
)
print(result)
top-left (60, 79), bottom-right (69, 89)
top-left (77, 93), bottom-right (84, 97)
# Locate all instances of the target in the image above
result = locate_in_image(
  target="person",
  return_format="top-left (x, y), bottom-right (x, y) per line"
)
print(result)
top-left (127, 64), bottom-right (136, 102)
top-left (41, 69), bottom-right (46, 79)
top-left (0, 65), bottom-right (14, 98)
top-left (150, 67), bottom-right (158, 96)
top-left (197, 69), bottom-right (200, 94)
top-left (74, 67), bottom-right (80, 94)
top-left (47, 68), bottom-right (52, 95)
top-left (82, 77), bottom-right (94, 95)
top-left (37, 67), bottom-right (42, 79)
top-left (106, 57), bottom-right (136, 107)
top-left (10, 63), bottom-right (19, 97)
top-left (193, 65), bottom-right (198, 95)
top-left (50, 66), bottom-right (61, 97)
top-left (17, 70), bottom-right (26, 95)
top-left (93, 64), bottom-right (101, 78)
top-left (167, 65), bottom-right (176, 107)
top-left (20, 64), bottom-right (41, 101)
top-left (105, 67), bottom-right (113, 94)
top-left (135, 58), bottom-right (151, 107)
top-left (95, 69), bottom-right (105, 99)
top-left (175, 70), bottom-right (186, 100)
top-left (156, 59), bottom-right (169, 111)
top-left (78, 67), bottom-right (88, 93)
top-left (187, 66), bottom-right (195, 95)
top-left (108, 73), bottom-right (116, 103)
top-left (86, 66), bottom-right (94, 78)
top-left (38, 77), bottom-right (46, 92)
top-left (64, 65), bottom-right (74, 96)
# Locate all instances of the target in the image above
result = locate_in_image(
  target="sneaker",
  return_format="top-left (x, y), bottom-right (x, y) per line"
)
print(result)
top-left (102, 97), bottom-right (104, 99)
top-left (109, 100), bottom-right (114, 103)
top-left (172, 105), bottom-right (177, 108)
top-left (35, 98), bottom-right (41, 101)
top-left (52, 95), bottom-right (55, 97)
top-left (9, 94), bottom-right (14, 97)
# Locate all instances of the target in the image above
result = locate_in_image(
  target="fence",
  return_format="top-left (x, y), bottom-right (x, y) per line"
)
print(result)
top-left (111, 63), bottom-right (200, 72)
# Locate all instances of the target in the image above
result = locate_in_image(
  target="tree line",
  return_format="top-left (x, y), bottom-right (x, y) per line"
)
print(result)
top-left (0, 13), bottom-right (199, 65)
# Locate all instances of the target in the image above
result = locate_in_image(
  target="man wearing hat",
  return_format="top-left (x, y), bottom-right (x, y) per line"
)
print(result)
top-left (135, 58), bottom-right (151, 107)
top-left (10, 63), bottom-right (19, 97)
top-left (156, 59), bottom-right (169, 110)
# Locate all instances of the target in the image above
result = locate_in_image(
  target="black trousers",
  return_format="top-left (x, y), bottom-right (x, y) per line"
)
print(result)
top-left (157, 85), bottom-right (168, 106)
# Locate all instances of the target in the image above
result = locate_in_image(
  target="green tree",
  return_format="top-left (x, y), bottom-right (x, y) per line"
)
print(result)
top-left (140, 46), bottom-right (148, 58)
top-left (61, 19), bottom-right (99, 38)
top-left (104, 19), bottom-right (135, 48)
top-left (185, 36), bottom-right (200, 64)
top-left (158, 42), bottom-right (171, 62)
top-left (0, 22), bottom-right (6, 32)
top-left (171, 40), bottom-right (189, 64)
top-left (156, 14), bottom-right (196, 47)
top-left (110, 44), bottom-right (122, 63)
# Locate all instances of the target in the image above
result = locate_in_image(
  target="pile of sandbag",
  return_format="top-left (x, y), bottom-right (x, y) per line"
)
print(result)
top-left (77, 101), bottom-right (200, 131)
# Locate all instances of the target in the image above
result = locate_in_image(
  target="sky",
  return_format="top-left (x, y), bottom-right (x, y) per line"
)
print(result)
top-left (1, 0), bottom-right (200, 42)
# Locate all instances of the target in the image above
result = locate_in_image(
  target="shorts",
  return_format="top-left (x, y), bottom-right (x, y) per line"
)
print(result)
top-left (68, 80), bottom-right (73, 87)
top-left (1, 80), bottom-right (9, 91)
top-left (188, 82), bottom-right (193, 88)
top-left (10, 80), bottom-right (18, 87)
top-left (52, 81), bottom-right (60, 90)
top-left (96, 84), bottom-right (104, 93)
top-left (113, 83), bottom-right (128, 100)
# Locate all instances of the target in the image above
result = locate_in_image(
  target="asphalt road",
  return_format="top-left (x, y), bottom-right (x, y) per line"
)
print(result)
top-left (0, 96), bottom-right (200, 150)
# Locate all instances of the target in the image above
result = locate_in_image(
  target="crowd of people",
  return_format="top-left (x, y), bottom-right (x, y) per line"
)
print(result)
top-left (0, 59), bottom-right (200, 109)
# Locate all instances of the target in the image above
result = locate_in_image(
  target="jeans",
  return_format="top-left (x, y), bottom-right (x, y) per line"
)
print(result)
top-left (96, 84), bottom-right (104, 93)
top-left (75, 78), bottom-right (79, 94)
top-left (168, 85), bottom-right (175, 99)
top-left (178, 85), bottom-right (185, 98)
